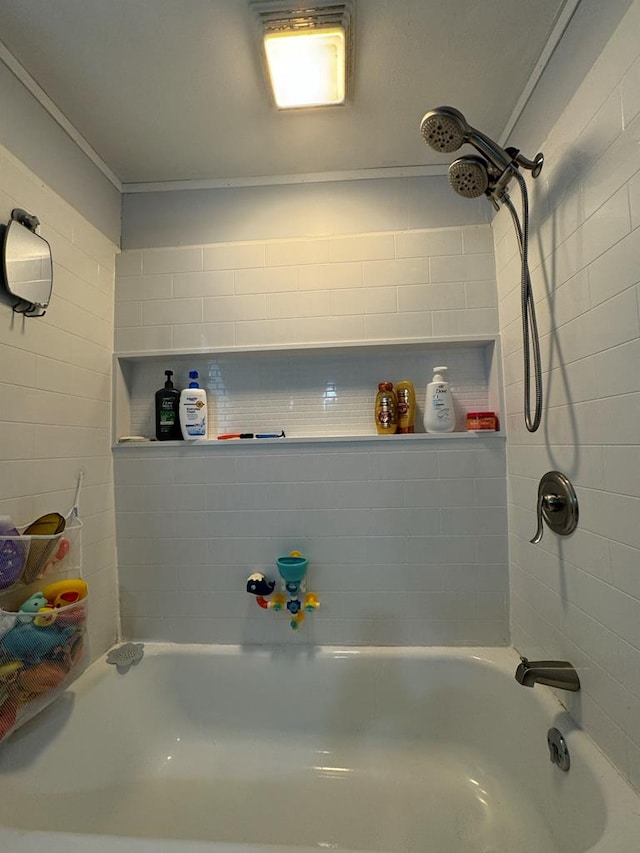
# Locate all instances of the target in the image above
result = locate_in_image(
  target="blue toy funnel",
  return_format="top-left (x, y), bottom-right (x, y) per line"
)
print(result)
top-left (277, 555), bottom-right (308, 584)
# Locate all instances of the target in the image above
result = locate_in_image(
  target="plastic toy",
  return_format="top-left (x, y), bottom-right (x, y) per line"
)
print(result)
top-left (268, 592), bottom-right (286, 611)
top-left (19, 592), bottom-right (48, 616)
top-left (303, 592), bottom-right (320, 611)
top-left (0, 522), bottom-right (26, 590)
top-left (0, 621), bottom-right (76, 664)
top-left (246, 572), bottom-right (276, 609)
top-left (10, 660), bottom-right (67, 704)
top-left (42, 578), bottom-right (88, 608)
top-left (247, 552), bottom-right (320, 630)
top-left (41, 537), bottom-right (71, 577)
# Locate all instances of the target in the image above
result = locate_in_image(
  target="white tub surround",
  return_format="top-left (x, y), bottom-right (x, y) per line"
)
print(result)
top-left (0, 646), bottom-right (638, 853)
top-left (494, 0), bottom-right (640, 790)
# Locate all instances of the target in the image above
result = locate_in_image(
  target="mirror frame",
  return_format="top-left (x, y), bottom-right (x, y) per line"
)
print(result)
top-left (1, 209), bottom-right (53, 317)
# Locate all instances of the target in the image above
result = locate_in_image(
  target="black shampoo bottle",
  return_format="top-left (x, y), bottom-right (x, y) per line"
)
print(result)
top-left (155, 370), bottom-right (181, 440)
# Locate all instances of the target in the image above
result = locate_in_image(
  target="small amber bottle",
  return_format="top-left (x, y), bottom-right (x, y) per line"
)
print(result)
top-left (395, 380), bottom-right (416, 433)
top-left (375, 382), bottom-right (398, 435)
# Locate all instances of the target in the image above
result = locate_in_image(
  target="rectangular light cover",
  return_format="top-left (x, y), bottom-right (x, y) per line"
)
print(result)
top-left (264, 27), bottom-right (345, 109)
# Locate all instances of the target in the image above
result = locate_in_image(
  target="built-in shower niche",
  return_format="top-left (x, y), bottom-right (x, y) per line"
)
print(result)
top-left (112, 336), bottom-right (504, 445)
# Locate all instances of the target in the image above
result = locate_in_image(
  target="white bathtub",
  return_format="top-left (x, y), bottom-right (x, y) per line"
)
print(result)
top-left (0, 645), bottom-right (638, 853)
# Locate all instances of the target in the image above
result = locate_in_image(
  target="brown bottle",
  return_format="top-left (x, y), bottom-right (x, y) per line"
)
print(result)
top-left (395, 380), bottom-right (416, 433)
top-left (375, 382), bottom-right (397, 435)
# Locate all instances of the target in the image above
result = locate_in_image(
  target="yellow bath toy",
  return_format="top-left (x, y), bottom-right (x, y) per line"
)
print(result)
top-left (42, 578), bottom-right (88, 608)
top-left (34, 607), bottom-right (57, 627)
top-left (303, 592), bottom-right (320, 611)
top-left (268, 592), bottom-right (286, 611)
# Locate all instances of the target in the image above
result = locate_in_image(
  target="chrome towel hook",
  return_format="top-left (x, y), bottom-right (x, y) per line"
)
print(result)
top-left (530, 471), bottom-right (579, 544)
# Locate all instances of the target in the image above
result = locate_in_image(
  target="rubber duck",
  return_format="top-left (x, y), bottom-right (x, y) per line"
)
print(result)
top-left (42, 578), bottom-right (88, 608)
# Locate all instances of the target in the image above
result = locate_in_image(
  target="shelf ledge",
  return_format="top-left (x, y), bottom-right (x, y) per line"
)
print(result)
top-left (113, 432), bottom-right (505, 449)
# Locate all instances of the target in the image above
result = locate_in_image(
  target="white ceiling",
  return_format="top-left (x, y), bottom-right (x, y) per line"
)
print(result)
top-left (0, 0), bottom-right (573, 187)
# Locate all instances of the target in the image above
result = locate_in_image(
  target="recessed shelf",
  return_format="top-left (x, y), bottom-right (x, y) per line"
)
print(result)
top-left (113, 335), bottom-right (505, 445)
top-left (113, 431), bottom-right (505, 449)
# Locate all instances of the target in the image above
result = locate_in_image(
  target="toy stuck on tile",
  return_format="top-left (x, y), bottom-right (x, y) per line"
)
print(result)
top-left (246, 552), bottom-right (319, 630)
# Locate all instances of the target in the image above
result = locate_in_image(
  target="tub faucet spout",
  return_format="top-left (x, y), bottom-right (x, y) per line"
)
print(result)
top-left (515, 657), bottom-right (580, 691)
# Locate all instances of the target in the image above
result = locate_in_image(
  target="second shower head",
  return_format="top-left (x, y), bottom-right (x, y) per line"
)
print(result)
top-left (447, 156), bottom-right (490, 199)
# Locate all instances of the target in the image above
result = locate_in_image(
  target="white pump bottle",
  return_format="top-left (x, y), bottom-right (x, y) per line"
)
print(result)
top-left (424, 366), bottom-right (455, 433)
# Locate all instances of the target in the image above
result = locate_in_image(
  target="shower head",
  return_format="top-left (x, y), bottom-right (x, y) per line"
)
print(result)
top-left (448, 156), bottom-right (490, 199)
top-left (420, 105), bottom-right (468, 153)
top-left (420, 105), bottom-right (515, 173)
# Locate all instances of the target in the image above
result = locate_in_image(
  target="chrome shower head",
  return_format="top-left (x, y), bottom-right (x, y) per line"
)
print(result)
top-left (448, 156), bottom-right (490, 199)
top-left (420, 105), bottom-right (514, 173)
top-left (420, 106), bottom-right (468, 153)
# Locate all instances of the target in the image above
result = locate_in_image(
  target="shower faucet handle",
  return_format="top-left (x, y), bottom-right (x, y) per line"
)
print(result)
top-left (530, 471), bottom-right (579, 545)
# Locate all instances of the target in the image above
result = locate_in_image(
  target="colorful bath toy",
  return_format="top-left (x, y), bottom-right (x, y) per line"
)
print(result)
top-left (12, 660), bottom-right (68, 702)
top-left (276, 553), bottom-right (308, 585)
top-left (0, 660), bottom-right (23, 683)
top-left (268, 592), bottom-right (286, 611)
top-left (19, 592), bottom-right (48, 616)
top-left (41, 536), bottom-right (71, 578)
top-left (0, 520), bottom-right (27, 590)
top-left (33, 607), bottom-right (57, 627)
top-left (54, 603), bottom-right (87, 628)
top-left (303, 592), bottom-right (320, 611)
top-left (42, 578), bottom-right (88, 608)
top-left (1, 621), bottom-right (76, 664)
top-left (21, 512), bottom-right (66, 584)
top-left (246, 573), bottom-right (276, 597)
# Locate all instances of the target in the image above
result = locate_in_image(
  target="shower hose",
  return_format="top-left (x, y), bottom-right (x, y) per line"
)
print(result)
top-left (502, 170), bottom-right (543, 433)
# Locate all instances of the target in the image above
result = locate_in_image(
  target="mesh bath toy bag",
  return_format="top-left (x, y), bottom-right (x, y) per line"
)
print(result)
top-left (0, 473), bottom-right (87, 742)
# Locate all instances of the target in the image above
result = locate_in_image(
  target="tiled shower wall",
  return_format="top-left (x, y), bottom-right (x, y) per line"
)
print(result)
top-left (114, 222), bottom-right (509, 645)
top-left (494, 0), bottom-right (640, 789)
top-left (0, 142), bottom-right (119, 659)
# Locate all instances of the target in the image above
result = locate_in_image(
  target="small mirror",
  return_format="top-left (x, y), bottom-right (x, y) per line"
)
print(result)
top-left (1, 210), bottom-right (53, 317)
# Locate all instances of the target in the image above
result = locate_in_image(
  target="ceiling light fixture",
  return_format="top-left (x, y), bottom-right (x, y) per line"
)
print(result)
top-left (250, 1), bottom-right (354, 110)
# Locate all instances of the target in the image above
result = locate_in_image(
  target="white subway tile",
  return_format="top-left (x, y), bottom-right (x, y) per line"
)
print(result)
top-left (116, 250), bottom-right (143, 277)
top-left (173, 270), bottom-right (234, 298)
top-left (462, 225), bottom-right (494, 254)
top-left (266, 290), bottom-right (330, 320)
top-left (362, 257), bottom-right (430, 287)
top-left (115, 325), bottom-right (173, 353)
top-left (364, 311), bottom-right (433, 339)
top-left (172, 322), bottom-right (235, 350)
top-left (266, 239), bottom-right (329, 266)
top-left (204, 294), bottom-right (266, 322)
top-left (431, 253), bottom-right (496, 282)
top-left (203, 242), bottom-right (265, 270)
top-left (115, 300), bottom-right (143, 331)
top-left (329, 234), bottom-right (395, 262)
top-left (143, 247), bottom-right (203, 274)
top-left (465, 281), bottom-right (498, 309)
top-left (234, 265), bottom-right (298, 295)
top-left (142, 297), bottom-right (203, 326)
top-left (298, 261), bottom-right (362, 290)
top-left (115, 274), bottom-right (172, 303)
top-left (395, 229), bottom-right (462, 258)
top-left (398, 283), bottom-right (465, 312)
top-left (329, 286), bottom-right (396, 316)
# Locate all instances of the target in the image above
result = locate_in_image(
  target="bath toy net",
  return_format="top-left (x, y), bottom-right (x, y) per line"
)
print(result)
top-left (0, 592), bottom-right (88, 743)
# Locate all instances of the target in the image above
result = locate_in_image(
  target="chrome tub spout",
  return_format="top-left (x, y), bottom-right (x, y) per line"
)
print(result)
top-left (515, 657), bottom-right (580, 691)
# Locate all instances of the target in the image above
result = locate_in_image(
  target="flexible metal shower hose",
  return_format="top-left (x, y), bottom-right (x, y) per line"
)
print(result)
top-left (502, 170), bottom-right (543, 432)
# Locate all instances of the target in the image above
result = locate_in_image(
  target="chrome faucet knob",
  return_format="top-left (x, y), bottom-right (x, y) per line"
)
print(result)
top-left (530, 471), bottom-right (579, 544)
